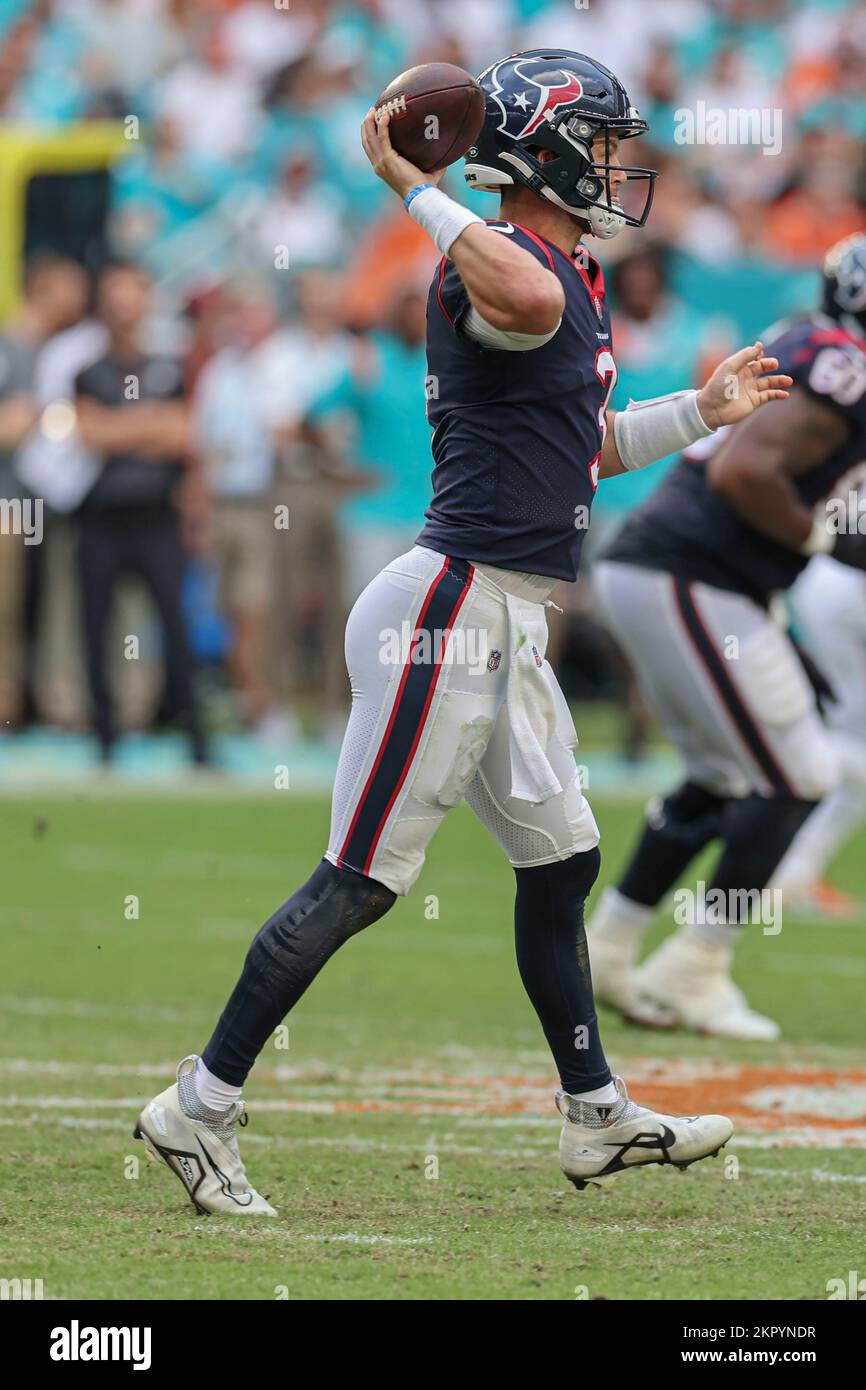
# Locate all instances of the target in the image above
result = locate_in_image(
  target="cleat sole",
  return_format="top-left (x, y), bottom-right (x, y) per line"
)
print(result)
top-left (565, 1139), bottom-right (730, 1189)
top-left (568, 1173), bottom-right (620, 1192)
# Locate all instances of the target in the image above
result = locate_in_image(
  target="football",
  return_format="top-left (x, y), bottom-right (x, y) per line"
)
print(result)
top-left (374, 62), bottom-right (486, 172)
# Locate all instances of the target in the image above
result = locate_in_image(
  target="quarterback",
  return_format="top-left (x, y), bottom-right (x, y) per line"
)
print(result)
top-left (135, 50), bottom-right (791, 1213)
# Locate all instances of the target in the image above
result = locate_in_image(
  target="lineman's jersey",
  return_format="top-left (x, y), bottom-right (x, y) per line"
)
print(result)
top-left (416, 221), bottom-right (616, 581)
top-left (604, 314), bottom-right (866, 604)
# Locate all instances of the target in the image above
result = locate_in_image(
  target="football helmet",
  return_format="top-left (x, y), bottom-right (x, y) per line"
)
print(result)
top-left (464, 49), bottom-right (657, 239)
top-left (822, 232), bottom-right (866, 337)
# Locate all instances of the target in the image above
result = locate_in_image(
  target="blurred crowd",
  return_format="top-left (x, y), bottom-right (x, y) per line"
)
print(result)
top-left (0, 0), bottom-right (864, 759)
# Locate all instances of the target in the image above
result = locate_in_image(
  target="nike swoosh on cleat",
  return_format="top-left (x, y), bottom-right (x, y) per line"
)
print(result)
top-left (195, 1134), bottom-right (254, 1208)
top-left (598, 1125), bottom-right (677, 1175)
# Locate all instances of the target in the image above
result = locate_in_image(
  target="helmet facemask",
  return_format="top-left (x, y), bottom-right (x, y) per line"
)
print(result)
top-left (499, 115), bottom-right (656, 239)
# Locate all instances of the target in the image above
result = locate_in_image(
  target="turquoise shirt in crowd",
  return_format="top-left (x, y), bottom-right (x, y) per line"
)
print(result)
top-left (307, 331), bottom-right (433, 532)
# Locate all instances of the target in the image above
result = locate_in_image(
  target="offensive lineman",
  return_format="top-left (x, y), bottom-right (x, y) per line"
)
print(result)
top-left (771, 532), bottom-right (866, 916)
top-left (134, 50), bottom-right (791, 1213)
top-left (589, 233), bottom-right (866, 1040)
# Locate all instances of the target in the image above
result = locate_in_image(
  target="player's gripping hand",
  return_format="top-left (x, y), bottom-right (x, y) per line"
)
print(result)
top-left (697, 343), bottom-right (793, 430)
top-left (360, 108), bottom-right (446, 200)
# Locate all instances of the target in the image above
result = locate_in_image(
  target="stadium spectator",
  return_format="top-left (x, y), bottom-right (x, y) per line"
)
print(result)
top-left (193, 289), bottom-right (284, 736)
top-left (154, 24), bottom-right (261, 163)
top-left (109, 117), bottom-right (226, 279)
top-left (261, 270), bottom-right (357, 735)
top-left (249, 147), bottom-right (347, 271)
top-left (305, 281), bottom-right (432, 604)
top-left (0, 256), bottom-right (89, 726)
top-left (761, 126), bottom-right (866, 261)
top-left (73, 260), bottom-right (208, 764)
top-left (222, 0), bottom-right (322, 82)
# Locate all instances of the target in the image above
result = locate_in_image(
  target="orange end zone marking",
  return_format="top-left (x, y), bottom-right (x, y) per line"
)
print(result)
top-left (252, 1062), bottom-right (866, 1136)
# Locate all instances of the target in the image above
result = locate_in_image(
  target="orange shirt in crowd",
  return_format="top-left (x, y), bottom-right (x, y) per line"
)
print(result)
top-left (761, 191), bottom-right (866, 263)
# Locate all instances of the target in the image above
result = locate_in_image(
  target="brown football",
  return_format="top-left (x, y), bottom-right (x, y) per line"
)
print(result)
top-left (374, 62), bottom-right (486, 173)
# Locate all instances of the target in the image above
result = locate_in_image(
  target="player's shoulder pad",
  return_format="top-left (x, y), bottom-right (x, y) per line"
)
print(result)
top-left (781, 314), bottom-right (866, 417)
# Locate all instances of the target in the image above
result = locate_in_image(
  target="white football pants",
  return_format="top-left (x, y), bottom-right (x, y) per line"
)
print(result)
top-left (324, 546), bottom-right (599, 896)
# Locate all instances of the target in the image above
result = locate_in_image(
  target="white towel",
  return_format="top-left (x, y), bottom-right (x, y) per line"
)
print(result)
top-left (504, 592), bottom-right (564, 805)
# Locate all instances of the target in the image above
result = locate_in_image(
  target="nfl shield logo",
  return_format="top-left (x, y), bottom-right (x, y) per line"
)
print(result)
top-left (531, 644), bottom-right (543, 667)
top-left (487, 649), bottom-right (502, 672)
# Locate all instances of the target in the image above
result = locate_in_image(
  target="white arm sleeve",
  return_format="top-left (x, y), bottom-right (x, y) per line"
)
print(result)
top-left (462, 305), bottom-right (561, 352)
top-left (613, 388), bottom-right (715, 471)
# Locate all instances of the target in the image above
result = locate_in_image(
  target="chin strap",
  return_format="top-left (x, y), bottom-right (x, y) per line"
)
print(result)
top-left (585, 204), bottom-right (627, 240)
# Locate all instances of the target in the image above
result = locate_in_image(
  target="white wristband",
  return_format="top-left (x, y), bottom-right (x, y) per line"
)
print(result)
top-left (404, 184), bottom-right (484, 257)
top-left (613, 388), bottom-right (714, 472)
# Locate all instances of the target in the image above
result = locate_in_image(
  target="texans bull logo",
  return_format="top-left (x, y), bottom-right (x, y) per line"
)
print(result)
top-left (507, 65), bottom-right (585, 139)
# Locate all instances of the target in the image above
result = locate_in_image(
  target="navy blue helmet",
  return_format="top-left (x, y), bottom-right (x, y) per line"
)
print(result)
top-left (822, 233), bottom-right (866, 335)
top-left (464, 49), bottom-right (657, 239)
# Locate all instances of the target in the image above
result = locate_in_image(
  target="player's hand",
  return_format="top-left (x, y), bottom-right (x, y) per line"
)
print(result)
top-left (360, 108), bottom-right (445, 199)
top-left (697, 343), bottom-right (793, 430)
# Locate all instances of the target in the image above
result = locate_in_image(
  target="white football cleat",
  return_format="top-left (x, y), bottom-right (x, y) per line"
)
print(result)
top-left (134, 1056), bottom-right (276, 1216)
top-left (585, 888), bottom-right (677, 1027)
top-left (558, 1075), bottom-right (733, 1190)
top-left (630, 924), bottom-right (780, 1041)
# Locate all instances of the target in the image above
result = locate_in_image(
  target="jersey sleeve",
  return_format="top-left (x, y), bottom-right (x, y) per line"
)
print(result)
top-left (433, 221), bottom-right (563, 351)
top-left (776, 322), bottom-right (866, 430)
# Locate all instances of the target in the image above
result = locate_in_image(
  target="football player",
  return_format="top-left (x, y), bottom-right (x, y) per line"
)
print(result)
top-left (771, 527), bottom-right (866, 916)
top-left (135, 50), bottom-right (789, 1212)
top-left (589, 232), bottom-right (866, 1039)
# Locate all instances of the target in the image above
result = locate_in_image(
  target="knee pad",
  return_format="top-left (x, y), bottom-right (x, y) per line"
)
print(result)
top-left (249, 859), bottom-right (396, 979)
top-left (793, 729), bottom-right (840, 802)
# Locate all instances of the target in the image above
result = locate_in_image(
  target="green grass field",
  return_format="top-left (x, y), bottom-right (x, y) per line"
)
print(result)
top-left (2, 790), bottom-right (865, 1301)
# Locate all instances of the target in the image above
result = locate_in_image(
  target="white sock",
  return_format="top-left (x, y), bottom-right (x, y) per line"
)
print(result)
top-left (568, 1081), bottom-right (619, 1105)
top-left (688, 917), bottom-right (741, 948)
top-left (589, 886), bottom-right (653, 939)
top-left (194, 1057), bottom-right (242, 1111)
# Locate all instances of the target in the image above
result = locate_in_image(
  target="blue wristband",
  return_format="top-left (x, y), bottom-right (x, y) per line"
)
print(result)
top-left (404, 183), bottom-right (434, 211)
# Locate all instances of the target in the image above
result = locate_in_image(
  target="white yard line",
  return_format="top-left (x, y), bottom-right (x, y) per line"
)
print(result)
top-left (4, 1108), bottom-right (866, 1169)
top-left (3, 1094), bottom-right (866, 1151)
top-left (0, 996), bottom-right (209, 1024)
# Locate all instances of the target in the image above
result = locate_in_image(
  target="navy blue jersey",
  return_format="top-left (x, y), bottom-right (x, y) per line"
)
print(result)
top-left (604, 315), bottom-right (866, 604)
top-left (415, 222), bottom-right (616, 580)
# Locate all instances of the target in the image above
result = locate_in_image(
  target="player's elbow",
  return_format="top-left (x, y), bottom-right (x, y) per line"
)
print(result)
top-left (488, 277), bottom-right (565, 336)
top-left (707, 453), bottom-right (763, 503)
